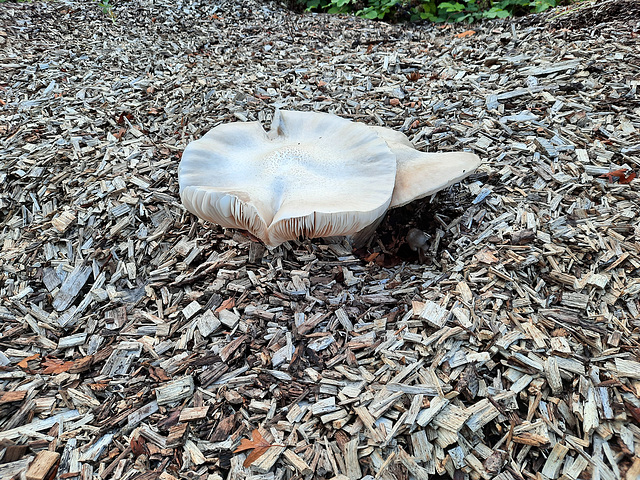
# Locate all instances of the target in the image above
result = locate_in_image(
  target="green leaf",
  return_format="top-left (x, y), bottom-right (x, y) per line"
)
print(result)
top-left (420, 11), bottom-right (444, 21)
top-left (439, 2), bottom-right (466, 12)
top-left (484, 6), bottom-right (511, 17)
top-left (532, 0), bottom-right (556, 12)
top-left (303, 0), bottom-right (322, 10)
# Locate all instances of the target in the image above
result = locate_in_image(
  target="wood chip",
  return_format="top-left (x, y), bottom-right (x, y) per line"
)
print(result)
top-left (26, 451), bottom-right (60, 480)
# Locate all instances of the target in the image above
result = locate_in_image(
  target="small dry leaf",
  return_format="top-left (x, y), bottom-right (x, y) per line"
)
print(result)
top-left (117, 112), bottom-right (133, 124)
top-left (234, 429), bottom-right (276, 467)
top-left (363, 252), bottom-right (379, 263)
top-left (406, 71), bottom-right (421, 82)
top-left (550, 328), bottom-right (568, 337)
top-left (41, 357), bottom-right (75, 374)
top-left (131, 435), bottom-right (149, 457)
top-left (17, 353), bottom-right (40, 370)
top-left (389, 98), bottom-right (400, 106)
top-left (88, 381), bottom-right (110, 391)
top-left (113, 128), bottom-right (127, 140)
top-left (454, 30), bottom-right (476, 38)
top-left (620, 172), bottom-right (636, 183)
top-left (215, 297), bottom-right (235, 313)
top-left (150, 366), bottom-right (171, 382)
top-left (600, 168), bottom-right (636, 184)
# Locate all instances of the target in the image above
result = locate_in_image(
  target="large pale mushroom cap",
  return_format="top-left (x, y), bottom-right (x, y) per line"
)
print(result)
top-left (179, 110), bottom-right (397, 247)
top-left (372, 127), bottom-right (482, 208)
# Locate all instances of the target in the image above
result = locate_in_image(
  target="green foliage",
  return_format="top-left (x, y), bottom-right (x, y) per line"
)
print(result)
top-left (358, 0), bottom-right (402, 19)
top-left (296, 0), bottom-right (561, 23)
top-left (97, 0), bottom-right (116, 22)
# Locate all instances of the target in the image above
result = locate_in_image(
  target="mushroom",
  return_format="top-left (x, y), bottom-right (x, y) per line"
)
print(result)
top-left (179, 110), bottom-right (397, 247)
top-left (406, 228), bottom-right (430, 252)
top-left (179, 110), bottom-right (481, 247)
top-left (405, 228), bottom-right (431, 263)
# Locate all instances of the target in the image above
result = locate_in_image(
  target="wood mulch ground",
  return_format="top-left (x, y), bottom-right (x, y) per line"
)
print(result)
top-left (1, 0), bottom-right (639, 479)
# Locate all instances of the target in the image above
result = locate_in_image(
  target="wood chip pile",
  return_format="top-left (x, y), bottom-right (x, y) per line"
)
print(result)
top-left (1, 1), bottom-right (639, 479)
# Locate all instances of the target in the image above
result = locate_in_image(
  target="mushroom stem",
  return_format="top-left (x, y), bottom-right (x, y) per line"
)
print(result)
top-left (350, 214), bottom-right (386, 249)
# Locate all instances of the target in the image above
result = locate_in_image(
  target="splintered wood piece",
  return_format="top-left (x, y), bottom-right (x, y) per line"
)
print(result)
top-left (615, 358), bottom-right (640, 379)
top-left (218, 309), bottom-right (240, 328)
top-left (155, 376), bottom-right (194, 405)
top-left (51, 209), bottom-right (76, 232)
top-left (179, 405), bottom-right (210, 422)
top-left (210, 414), bottom-right (237, 442)
top-left (79, 433), bottom-right (114, 462)
top-left (197, 309), bottom-right (221, 337)
top-left (412, 300), bottom-right (449, 327)
top-left (248, 241), bottom-right (265, 263)
top-left (104, 306), bottom-right (127, 329)
top-left (0, 390), bottom-right (27, 404)
top-left (1, 457), bottom-right (34, 479)
top-left (354, 406), bottom-right (385, 443)
top-left (416, 396), bottom-right (449, 427)
top-left (397, 447), bottom-right (431, 478)
top-left (511, 432), bottom-right (550, 447)
top-left (57, 333), bottom-right (87, 349)
top-left (139, 424), bottom-right (168, 449)
top-left (69, 355), bottom-right (93, 374)
top-left (182, 300), bottom-right (201, 320)
top-left (519, 59), bottom-right (581, 76)
top-left (334, 307), bottom-right (353, 331)
top-left (282, 449), bottom-right (312, 475)
top-left (184, 439), bottom-right (206, 465)
top-left (166, 423), bottom-right (189, 448)
top-left (219, 335), bottom-right (247, 362)
top-left (0, 409), bottom-right (80, 441)
top-left (541, 443), bottom-right (569, 479)
top-left (52, 265), bottom-right (92, 312)
top-left (344, 438), bottom-right (361, 479)
top-left (100, 342), bottom-right (142, 377)
top-left (128, 401), bottom-right (159, 427)
top-left (545, 357), bottom-right (563, 395)
top-left (465, 453), bottom-right (491, 480)
top-left (251, 446), bottom-right (286, 473)
top-left (159, 473), bottom-right (179, 480)
top-left (26, 450), bottom-right (60, 480)
top-left (466, 399), bottom-right (501, 433)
